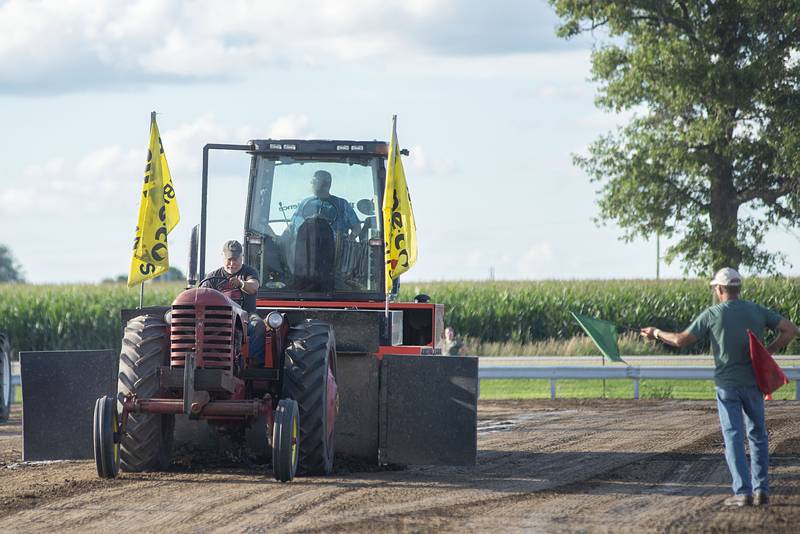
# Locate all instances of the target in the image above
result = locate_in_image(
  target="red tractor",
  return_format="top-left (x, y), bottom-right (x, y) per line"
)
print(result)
top-left (93, 139), bottom-right (477, 482)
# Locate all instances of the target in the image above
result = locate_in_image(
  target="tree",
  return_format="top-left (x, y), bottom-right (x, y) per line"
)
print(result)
top-left (154, 266), bottom-right (185, 282)
top-left (0, 245), bottom-right (24, 283)
top-left (550, 0), bottom-right (800, 274)
top-left (102, 267), bottom-right (184, 284)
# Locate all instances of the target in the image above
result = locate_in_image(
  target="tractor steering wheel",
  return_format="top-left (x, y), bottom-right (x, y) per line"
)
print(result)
top-left (198, 275), bottom-right (234, 288)
top-left (301, 198), bottom-right (338, 223)
top-left (198, 275), bottom-right (246, 308)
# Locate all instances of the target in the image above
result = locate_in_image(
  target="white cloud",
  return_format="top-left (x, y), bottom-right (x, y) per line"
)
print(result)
top-left (0, 187), bottom-right (37, 212)
top-left (23, 158), bottom-right (64, 178)
top-left (160, 115), bottom-right (228, 173)
top-left (491, 241), bottom-right (555, 279)
top-left (407, 145), bottom-right (455, 175)
top-left (0, 113), bottom-right (308, 220)
top-left (0, 0), bottom-right (589, 94)
top-left (268, 115), bottom-right (312, 139)
top-left (522, 242), bottom-right (554, 265)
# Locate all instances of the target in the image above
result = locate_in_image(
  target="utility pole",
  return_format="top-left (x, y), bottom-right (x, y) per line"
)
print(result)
top-left (656, 232), bottom-right (660, 280)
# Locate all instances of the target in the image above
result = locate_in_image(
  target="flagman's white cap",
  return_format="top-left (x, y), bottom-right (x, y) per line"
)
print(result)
top-left (710, 267), bottom-right (742, 287)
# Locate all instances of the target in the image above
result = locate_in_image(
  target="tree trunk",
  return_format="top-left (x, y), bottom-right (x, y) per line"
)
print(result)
top-left (709, 160), bottom-right (741, 272)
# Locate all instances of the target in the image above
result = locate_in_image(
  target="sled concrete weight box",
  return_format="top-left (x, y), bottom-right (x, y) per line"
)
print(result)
top-left (21, 350), bottom-right (118, 461)
top-left (379, 355), bottom-right (478, 466)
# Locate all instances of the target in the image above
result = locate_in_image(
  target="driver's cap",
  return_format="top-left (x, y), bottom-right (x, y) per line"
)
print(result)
top-left (222, 240), bottom-right (243, 259)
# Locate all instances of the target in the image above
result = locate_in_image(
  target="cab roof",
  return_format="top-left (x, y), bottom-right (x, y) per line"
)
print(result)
top-left (249, 139), bottom-right (388, 157)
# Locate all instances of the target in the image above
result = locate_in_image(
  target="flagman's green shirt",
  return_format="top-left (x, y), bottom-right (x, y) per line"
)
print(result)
top-left (687, 300), bottom-right (783, 388)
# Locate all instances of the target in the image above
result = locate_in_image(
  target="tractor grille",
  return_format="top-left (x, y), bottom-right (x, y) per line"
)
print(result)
top-left (170, 304), bottom-right (234, 370)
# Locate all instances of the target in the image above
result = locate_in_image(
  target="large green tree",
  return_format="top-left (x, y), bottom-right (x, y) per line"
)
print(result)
top-left (551, 0), bottom-right (800, 274)
top-left (0, 245), bottom-right (24, 283)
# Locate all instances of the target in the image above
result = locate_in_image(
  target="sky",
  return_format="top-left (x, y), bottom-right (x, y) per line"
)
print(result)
top-left (1, 0), bottom-right (798, 284)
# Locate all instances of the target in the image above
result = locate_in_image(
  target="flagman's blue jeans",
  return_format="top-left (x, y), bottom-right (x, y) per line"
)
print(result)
top-left (715, 385), bottom-right (768, 496)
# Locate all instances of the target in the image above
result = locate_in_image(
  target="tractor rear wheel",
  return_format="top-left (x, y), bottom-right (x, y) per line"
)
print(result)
top-left (282, 320), bottom-right (337, 475)
top-left (0, 333), bottom-right (11, 422)
top-left (118, 314), bottom-right (174, 472)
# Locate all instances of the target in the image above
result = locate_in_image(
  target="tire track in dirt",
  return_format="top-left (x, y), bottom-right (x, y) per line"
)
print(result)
top-left (292, 401), bottom-right (791, 533)
top-left (2, 401), bottom-right (800, 533)
top-left (275, 402), bottom-right (730, 532)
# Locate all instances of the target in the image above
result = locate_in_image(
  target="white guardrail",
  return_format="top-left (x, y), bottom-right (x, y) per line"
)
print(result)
top-left (479, 364), bottom-right (800, 400)
top-left (10, 359), bottom-right (800, 402)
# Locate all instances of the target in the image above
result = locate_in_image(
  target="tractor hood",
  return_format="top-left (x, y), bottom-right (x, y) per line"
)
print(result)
top-left (172, 287), bottom-right (238, 308)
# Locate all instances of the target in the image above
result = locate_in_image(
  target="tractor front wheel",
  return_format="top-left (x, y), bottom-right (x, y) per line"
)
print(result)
top-left (118, 314), bottom-right (174, 472)
top-left (272, 398), bottom-right (299, 482)
top-left (282, 320), bottom-right (337, 475)
top-left (0, 333), bottom-right (11, 422)
top-left (93, 395), bottom-right (120, 478)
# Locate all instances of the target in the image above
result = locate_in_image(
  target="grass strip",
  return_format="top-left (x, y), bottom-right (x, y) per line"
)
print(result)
top-left (479, 379), bottom-right (798, 401)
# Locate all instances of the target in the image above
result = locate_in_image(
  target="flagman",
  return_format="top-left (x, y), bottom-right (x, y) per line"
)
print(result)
top-left (640, 267), bottom-right (798, 508)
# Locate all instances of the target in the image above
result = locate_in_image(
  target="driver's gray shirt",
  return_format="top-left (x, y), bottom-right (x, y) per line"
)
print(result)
top-left (203, 265), bottom-right (259, 313)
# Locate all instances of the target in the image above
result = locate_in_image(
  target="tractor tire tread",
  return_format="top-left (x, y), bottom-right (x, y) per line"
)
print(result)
top-left (282, 320), bottom-right (336, 475)
top-left (117, 314), bottom-right (173, 472)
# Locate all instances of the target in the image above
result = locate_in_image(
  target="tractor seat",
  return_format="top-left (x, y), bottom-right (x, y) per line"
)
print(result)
top-left (293, 217), bottom-right (335, 292)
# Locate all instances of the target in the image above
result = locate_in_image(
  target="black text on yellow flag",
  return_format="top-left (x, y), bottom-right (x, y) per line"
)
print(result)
top-left (127, 114), bottom-right (180, 287)
top-left (382, 115), bottom-right (417, 293)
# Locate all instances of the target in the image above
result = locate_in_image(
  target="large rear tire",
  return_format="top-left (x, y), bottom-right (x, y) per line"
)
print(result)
top-left (282, 320), bottom-right (337, 475)
top-left (0, 333), bottom-right (11, 422)
top-left (118, 314), bottom-right (174, 472)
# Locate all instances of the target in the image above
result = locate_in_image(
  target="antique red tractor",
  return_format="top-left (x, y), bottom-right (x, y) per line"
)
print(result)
top-left (93, 139), bottom-right (477, 482)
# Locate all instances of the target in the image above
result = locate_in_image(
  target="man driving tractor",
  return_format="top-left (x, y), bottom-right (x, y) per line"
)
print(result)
top-left (289, 170), bottom-right (361, 240)
top-left (200, 240), bottom-right (266, 365)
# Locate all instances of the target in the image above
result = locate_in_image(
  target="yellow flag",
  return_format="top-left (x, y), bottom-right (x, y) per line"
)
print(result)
top-left (127, 113), bottom-right (180, 287)
top-left (382, 116), bottom-right (417, 293)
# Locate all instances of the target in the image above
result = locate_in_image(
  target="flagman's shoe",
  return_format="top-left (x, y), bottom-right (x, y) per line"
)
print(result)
top-left (723, 495), bottom-right (752, 507)
top-left (753, 492), bottom-right (769, 506)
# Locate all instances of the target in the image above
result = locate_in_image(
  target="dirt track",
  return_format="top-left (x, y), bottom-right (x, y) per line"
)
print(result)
top-left (2, 400), bottom-right (799, 533)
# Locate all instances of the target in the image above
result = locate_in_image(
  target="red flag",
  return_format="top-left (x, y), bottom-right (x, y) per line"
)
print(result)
top-left (748, 330), bottom-right (789, 400)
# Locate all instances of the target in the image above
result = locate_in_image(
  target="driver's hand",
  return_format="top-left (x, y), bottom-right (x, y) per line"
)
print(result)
top-left (229, 276), bottom-right (243, 290)
top-left (347, 232), bottom-right (358, 241)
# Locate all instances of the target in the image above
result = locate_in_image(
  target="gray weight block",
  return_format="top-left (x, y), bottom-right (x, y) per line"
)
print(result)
top-left (21, 350), bottom-right (118, 461)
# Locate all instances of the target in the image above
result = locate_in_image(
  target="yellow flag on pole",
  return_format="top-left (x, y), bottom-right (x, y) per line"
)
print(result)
top-left (382, 115), bottom-right (417, 294)
top-left (127, 113), bottom-right (180, 287)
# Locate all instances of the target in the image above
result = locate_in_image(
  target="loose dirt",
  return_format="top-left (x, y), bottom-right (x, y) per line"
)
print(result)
top-left (2, 400), bottom-right (798, 533)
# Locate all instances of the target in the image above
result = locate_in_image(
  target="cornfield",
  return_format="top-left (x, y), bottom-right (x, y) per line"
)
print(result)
top-left (0, 283), bottom-right (182, 357)
top-left (398, 278), bottom-right (800, 353)
top-left (1, 278), bottom-right (798, 356)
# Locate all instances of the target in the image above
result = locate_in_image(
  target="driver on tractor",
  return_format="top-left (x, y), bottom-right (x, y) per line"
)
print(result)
top-left (289, 170), bottom-right (361, 240)
top-left (200, 240), bottom-right (266, 366)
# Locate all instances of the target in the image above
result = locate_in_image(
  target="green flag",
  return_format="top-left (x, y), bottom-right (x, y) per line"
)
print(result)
top-left (571, 312), bottom-right (627, 364)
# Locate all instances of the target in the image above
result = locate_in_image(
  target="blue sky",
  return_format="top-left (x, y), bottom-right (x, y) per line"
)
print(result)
top-left (1, 0), bottom-right (797, 283)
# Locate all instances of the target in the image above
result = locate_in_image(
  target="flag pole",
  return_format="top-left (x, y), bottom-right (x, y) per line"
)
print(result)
top-left (602, 354), bottom-right (606, 399)
top-left (136, 110), bottom-right (158, 311)
top-left (384, 114), bottom-right (398, 322)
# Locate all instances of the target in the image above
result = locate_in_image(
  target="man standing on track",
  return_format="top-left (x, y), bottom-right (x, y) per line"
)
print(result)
top-left (640, 267), bottom-right (798, 507)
